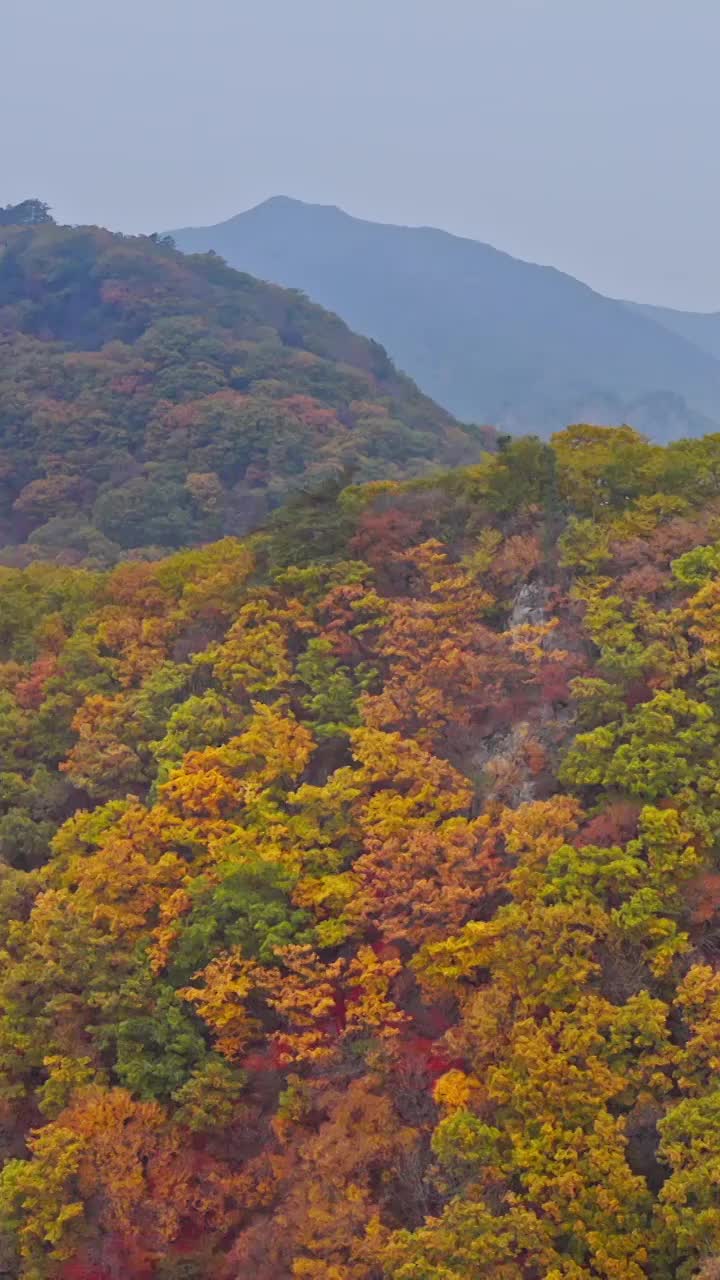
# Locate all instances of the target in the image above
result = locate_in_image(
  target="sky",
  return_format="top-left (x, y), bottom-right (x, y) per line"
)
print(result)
top-left (2, 0), bottom-right (719, 310)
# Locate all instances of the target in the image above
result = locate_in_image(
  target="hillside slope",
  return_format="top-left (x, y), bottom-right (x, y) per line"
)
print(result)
top-left (170, 196), bottom-right (720, 438)
top-left (0, 221), bottom-right (486, 565)
top-left (3, 427), bottom-right (720, 1276)
top-left (629, 298), bottom-right (720, 362)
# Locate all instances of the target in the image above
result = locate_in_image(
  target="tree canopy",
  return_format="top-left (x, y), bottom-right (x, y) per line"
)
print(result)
top-left (0, 426), bottom-right (720, 1275)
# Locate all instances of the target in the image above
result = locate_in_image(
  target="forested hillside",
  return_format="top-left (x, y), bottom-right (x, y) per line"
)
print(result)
top-left (0, 220), bottom-right (485, 566)
top-left (3, 426), bottom-right (720, 1276)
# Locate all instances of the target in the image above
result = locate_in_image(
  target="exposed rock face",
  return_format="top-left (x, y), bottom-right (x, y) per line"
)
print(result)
top-left (471, 721), bottom-right (541, 808)
top-left (509, 581), bottom-right (549, 628)
top-left (464, 579), bottom-right (579, 808)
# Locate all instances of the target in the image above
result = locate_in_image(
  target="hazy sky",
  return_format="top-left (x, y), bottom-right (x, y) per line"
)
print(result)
top-left (2, 0), bottom-right (719, 309)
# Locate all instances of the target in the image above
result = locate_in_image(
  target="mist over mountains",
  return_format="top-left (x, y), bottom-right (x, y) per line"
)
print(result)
top-left (170, 197), bottom-right (720, 440)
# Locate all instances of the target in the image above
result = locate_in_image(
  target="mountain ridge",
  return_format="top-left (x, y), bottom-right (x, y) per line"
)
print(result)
top-left (169, 197), bottom-right (720, 439)
top-left (626, 298), bottom-right (720, 363)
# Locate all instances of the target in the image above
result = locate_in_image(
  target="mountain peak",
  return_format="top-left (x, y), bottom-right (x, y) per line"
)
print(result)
top-left (168, 201), bottom-right (720, 439)
top-left (251, 194), bottom-right (308, 211)
top-left (237, 195), bottom-right (348, 223)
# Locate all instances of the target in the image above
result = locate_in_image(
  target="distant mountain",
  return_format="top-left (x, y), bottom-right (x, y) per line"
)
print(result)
top-left (169, 197), bottom-right (720, 439)
top-left (627, 300), bottom-right (720, 364)
top-left (0, 219), bottom-right (485, 566)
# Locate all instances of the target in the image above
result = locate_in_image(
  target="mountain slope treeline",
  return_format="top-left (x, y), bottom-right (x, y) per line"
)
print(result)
top-left (0, 219), bottom-right (487, 566)
top-left (2, 427), bottom-right (720, 1275)
top-left (170, 196), bottom-right (720, 440)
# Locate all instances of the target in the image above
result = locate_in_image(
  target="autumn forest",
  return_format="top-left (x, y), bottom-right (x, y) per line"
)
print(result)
top-left (2, 214), bottom-right (720, 1278)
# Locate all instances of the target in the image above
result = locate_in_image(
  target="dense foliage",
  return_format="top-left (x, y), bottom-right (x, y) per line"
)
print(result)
top-left (3, 425), bottom-right (720, 1275)
top-left (0, 202), bottom-right (53, 229)
top-left (0, 220), bottom-right (487, 567)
